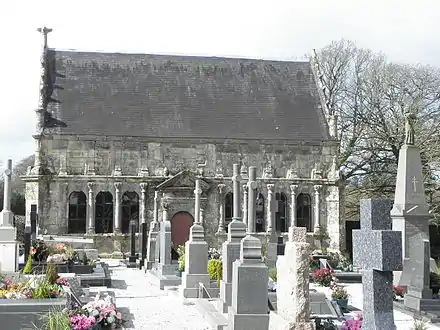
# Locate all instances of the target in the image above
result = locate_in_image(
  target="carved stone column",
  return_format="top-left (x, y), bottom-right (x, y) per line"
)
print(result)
top-left (87, 182), bottom-right (95, 234)
top-left (242, 184), bottom-right (248, 229)
top-left (114, 182), bottom-right (122, 233)
top-left (289, 185), bottom-right (298, 227)
top-left (162, 198), bottom-right (169, 223)
top-left (140, 183), bottom-right (148, 225)
top-left (266, 184), bottom-right (275, 235)
top-left (247, 166), bottom-right (257, 233)
top-left (153, 191), bottom-right (159, 223)
top-left (232, 164), bottom-right (241, 221)
top-left (313, 185), bottom-right (322, 233)
top-left (194, 179), bottom-right (202, 224)
top-left (217, 184), bottom-right (226, 233)
top-left (200, 207), bottom-right (205, 226)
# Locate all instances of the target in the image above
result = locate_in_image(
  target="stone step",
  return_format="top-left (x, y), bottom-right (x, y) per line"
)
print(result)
top-left (195, 299), bottom-right (228, 330)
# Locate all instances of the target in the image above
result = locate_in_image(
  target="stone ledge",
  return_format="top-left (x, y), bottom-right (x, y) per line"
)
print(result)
top-left (195, 298), bottom-right (228, 330)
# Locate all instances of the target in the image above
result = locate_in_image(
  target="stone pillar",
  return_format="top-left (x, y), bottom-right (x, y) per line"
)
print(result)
top-left (242, 184), bottom-right (248, 229)
top-left (313, 185), bottom-right (322, 233)
top-left (179, 224), bottom-right (210, 298)
top-left (114, 182), bottom-right (122, 233)
top-left (265, 183), bottom-right (277, 268)
top-left (0, 160), bottom-right (14, 226)
top-left (0, 159), bottom-right (18, 272)
top-left (200, 207), bottom-right (205, 226)
top-left (276, 226), bottom-right (314, 329)
top-left (289, 184), bottom-right (298, 227)
top-left (217, 184), bottom-right (226, 234)
top-left (232, 164), bottom-right (241, 221)
top-left (194, 179), bottom-right (202, 224)
top-left (87, 182), bottom-right (95, 234)
top-left (139, 183), bottom-right (148, 269)
top-left (146, 190), bottom-right (160, 270)
top-left (228, 235), bottom-right (269, 330)
top-left (266, 184), bottom-right (275, 236)
top-left (247, 166), bottom-right (257, 234)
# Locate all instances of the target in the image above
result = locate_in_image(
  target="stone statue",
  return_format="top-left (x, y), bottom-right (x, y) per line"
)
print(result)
top-left (262, 161), bottom-right (274, 179)
top-left (405, 112), bottom-right (416, 145)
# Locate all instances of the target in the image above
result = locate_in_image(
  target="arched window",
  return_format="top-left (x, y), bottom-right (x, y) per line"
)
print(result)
top-left (95, 191), bottom-right (113, 233)
top-left (121, 192), bottom-right (139, 233)
top-left (297, 193), bottom-right (312, 232)
top-left (275, 192), bottom-right (288, 232)
top-left (225, 192), bottom-right (233, 228)
top-left (256, 192), bottom-right (265, 232)
top-left (68, 191), bottom-right (87, 233)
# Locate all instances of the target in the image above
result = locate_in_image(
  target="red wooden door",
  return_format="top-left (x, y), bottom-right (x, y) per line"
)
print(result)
top-left (171, 212), bottom-right (194, 246)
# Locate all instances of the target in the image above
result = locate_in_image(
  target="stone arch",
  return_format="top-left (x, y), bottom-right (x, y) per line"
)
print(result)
top-left (121, 191), bottom-right (139, 233)
top-left (256, 191), bottom-right (265, 232)
top-left (95, 191), bottom-right (114, 233)
top-left (275, 192), bottom-right (288, 232)
top-left (68, 191), bottom-right (87, 233)
top-left (297, 193), bottom-right (312, 232)
top-left (171, 211), bottom-right (194, 247)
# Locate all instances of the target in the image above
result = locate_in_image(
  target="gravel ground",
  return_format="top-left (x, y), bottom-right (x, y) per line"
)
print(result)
top-left (103, 260), bottom-right (210, 330)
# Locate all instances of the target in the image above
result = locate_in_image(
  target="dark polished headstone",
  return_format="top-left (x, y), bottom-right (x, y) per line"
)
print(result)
top-left (128, 220), bottom-right (137, 268)
top-left (30, 204), bottom-right (37, 240)
top-left (24, 226), bottom-right (32, 262)
top-left (139, 222), bottom-right (148, 269)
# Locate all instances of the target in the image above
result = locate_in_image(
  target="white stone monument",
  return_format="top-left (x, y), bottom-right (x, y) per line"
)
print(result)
top-left (0, 160), bottom-right (18, 272)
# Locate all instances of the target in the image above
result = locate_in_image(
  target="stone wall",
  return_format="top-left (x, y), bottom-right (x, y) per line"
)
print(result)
top-left (23, 135), bottom-right (342, 250)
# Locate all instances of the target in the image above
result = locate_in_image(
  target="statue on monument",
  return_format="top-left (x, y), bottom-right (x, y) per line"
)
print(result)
top-left (405, 112), bottom-right (416, 145)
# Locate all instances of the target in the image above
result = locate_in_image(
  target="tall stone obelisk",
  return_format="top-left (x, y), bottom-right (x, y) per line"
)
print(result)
top-left (0, 160), bottom-right (19, 272)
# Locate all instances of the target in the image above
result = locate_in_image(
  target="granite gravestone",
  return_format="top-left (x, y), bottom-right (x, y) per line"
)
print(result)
top-left (30, 204), bottom-right (38, 240)
top-left (353, 199), bottom-right (402, 330)
top-left (228, 235), bottom-right (269, 330)
top-left (276, 226), bottom-right (314, 329)
top-left (180, 179), bottom-right (210, 298)
top-left (0, 159), bottom-right (18, 272)
top-left (127, 220), bottom-right (137, 268)
top-left (218, 164), bottom-right (247, 312)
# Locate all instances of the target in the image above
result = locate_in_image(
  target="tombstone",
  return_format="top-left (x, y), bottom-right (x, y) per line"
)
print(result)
top-left (139, 220), bottom-right (148, 269)
top-left (276, 226), bottom-right (314, 329)
top-left (127, 220), bottom-right (137, 268)
top-left (228, 235), bottom-right (269, 330)
top-left (391, 112), bottom-right (436, 286)
top-left (0, 159), bottom-right (18, 272)
top-left (276, 236), bottom-right (285, 256)
top-left (217, 164), bottom-right (247, 312)
top-left (146, 191), bottom-right (160, 270)
top-left (179, 224), bottom-right (210, 298)
top-left (24, 226), bottom-right (32, 262)
top-left (153, 219), bottom-right (180, 289)
top-left (30, 204), bottom-right (38, 241)
top-left (353, 199), bottom-right (402, 330)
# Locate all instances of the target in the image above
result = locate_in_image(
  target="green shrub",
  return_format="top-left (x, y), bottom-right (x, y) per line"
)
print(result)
top-left (207, 259), bottom-right (222, 284)
top-left (36, 308), bottom-right (70, 330)
top-left (45, 261), bottom-right (58, 284)
top-left (268, 268), bottom-right (277, 282)
top-left (177, 245), bottom-right (185, 272)
top-left (22, 255), bottom-right (33, 275)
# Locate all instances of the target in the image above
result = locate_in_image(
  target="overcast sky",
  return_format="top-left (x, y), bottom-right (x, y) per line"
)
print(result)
top-left (0, 0), bottom-right (439, 170)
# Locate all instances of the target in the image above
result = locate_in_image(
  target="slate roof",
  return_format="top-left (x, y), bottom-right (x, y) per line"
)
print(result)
top-left (43, 49), bottom-right (330, 141)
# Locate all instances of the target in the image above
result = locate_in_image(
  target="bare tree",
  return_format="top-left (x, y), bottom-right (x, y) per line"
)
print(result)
top-left (315, 40), bottom-right (440, 219)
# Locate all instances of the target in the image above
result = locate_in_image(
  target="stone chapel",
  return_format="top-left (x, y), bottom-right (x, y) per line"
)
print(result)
top-left (22, 28), bottom-right (343, 253)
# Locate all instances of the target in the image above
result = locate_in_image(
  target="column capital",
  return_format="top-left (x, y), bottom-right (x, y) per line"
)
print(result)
top-left (161, 200), bottom-right (169, 210)
top-left (290, 184), bottom-right (298, 193)
top-left (242, 184), bottom-right (248, 192)
top-left (114, 182), bottom-right (122, 192)
top-left (87, 182), bottom-right (94, 191)
top-left (140, 182), bottom-right (148, 192)
top-left (314, 185), bottom-right (322, 192)
top-left (218, 183), bottom-right (226, 195)
top-left (267, 183), bottom-right (275, 192)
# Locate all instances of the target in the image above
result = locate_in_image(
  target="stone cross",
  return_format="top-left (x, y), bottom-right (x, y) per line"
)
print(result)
top-left (277, 226), bottom-right (314, 329)
top-left (217, 184), bottom-right (226, 233)
top-left (242, 184), bottom-right (248, 228)
top-left (247, 166), bottom-right (257, 233)
top-left (0, 159), bottom-right (14, 227)
top-left (266, 184), bottom-right (275, 236)
top-left (353, 199), bottom-right (402, 330)
top-left (289, 185), bottom-right (298, 227)
top-left (228, 235), bottom-right (269, 330)
top-left (37, 27), bottom-right (53, 48)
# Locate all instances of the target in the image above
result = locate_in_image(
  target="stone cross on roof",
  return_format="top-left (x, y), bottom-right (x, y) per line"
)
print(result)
top-left (353, 199), bottom-right (402, 329)
top-left (37, 26), bottom-right (52, 49)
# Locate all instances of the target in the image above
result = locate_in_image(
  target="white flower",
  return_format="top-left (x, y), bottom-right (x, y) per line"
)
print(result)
top-left (106, 316), bottom-right (115, 324)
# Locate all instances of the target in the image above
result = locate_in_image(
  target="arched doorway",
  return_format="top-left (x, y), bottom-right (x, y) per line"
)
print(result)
top-left (95, 191), bottom-right (114, 233)
top-left (121, 192), bottom-right (139, 234)
top-left (68, 191), bottom-right (87, 233)
top-left (171, 211), bottom-right (194, 247)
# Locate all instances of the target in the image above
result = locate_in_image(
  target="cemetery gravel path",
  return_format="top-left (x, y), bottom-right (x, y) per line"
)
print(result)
top-left (103, 259), bottom-right (210, 330)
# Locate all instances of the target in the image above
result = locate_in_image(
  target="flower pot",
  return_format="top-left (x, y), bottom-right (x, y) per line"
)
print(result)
top-left (334, 298), bottom-right (348, 312)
